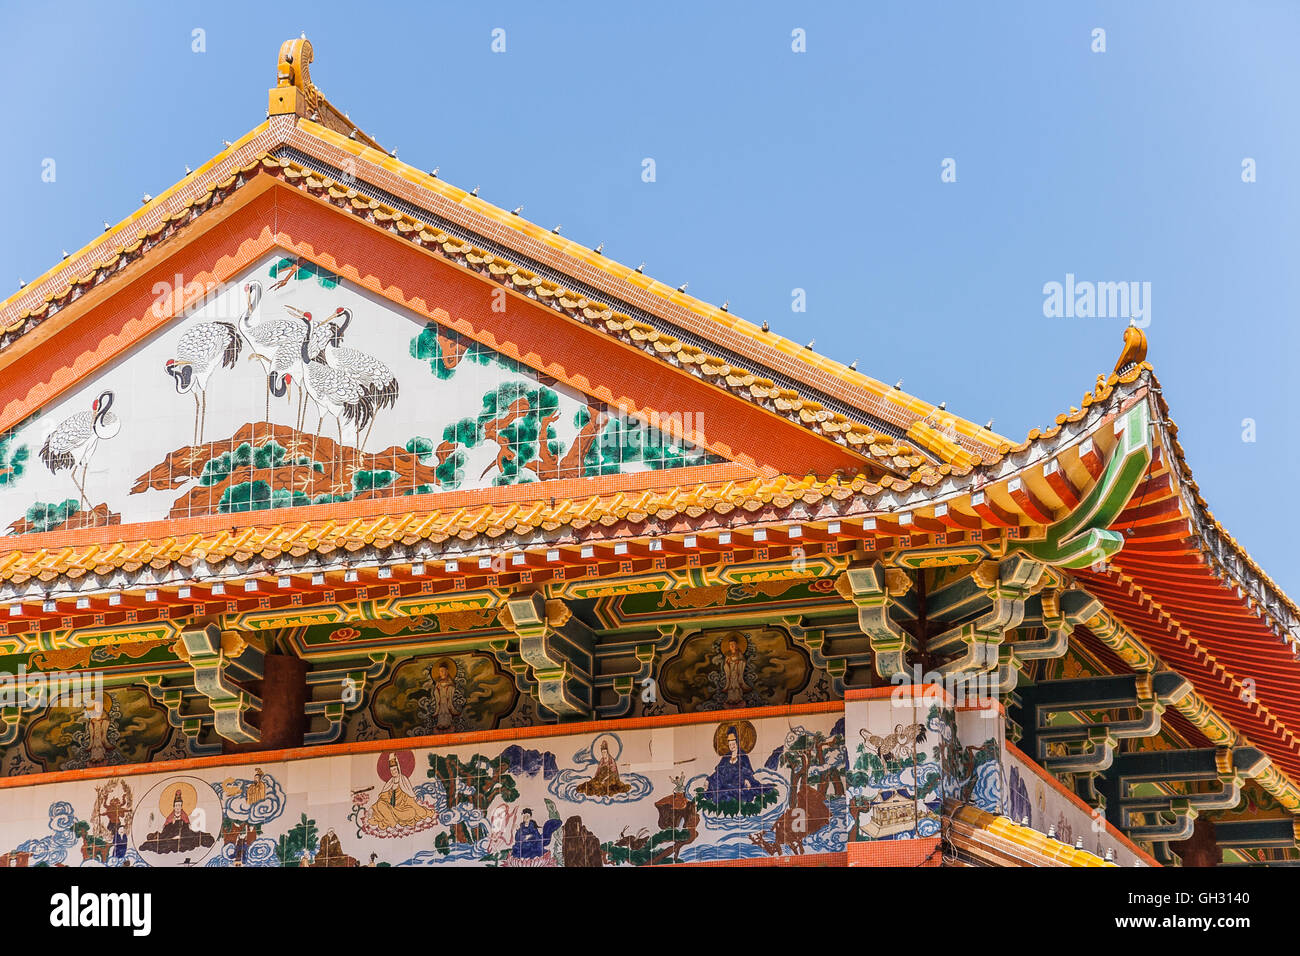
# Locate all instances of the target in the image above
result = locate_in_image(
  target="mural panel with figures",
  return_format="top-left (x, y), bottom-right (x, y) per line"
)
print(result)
top-left (0, 253), bottom-right (723, 536)
top-left (0, 708), bottom-right (848, 866)
top-left (845, 695), bottom-right (1001, 842)
top-left (369, 652), bottom-right (519, 737)
top-left (658, 627), bottom-right (813, 713)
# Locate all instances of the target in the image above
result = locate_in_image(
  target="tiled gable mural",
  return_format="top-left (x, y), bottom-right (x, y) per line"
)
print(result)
top-left (0, 253), bottom-right (720, 535)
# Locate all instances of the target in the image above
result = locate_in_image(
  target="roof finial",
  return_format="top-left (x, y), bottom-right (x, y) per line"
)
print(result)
top-left (277, 36), bottom-right (314, 91)
top-left (1113, 322), bottom-right (1148, 374)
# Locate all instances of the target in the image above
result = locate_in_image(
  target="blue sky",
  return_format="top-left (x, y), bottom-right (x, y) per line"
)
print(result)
top-left (2, 1), bottom-right (1296, 593)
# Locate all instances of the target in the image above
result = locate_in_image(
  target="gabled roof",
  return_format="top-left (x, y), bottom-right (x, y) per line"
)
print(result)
top-left (0, 37), bottom-right (1007, 483)
top-left (2, 36), bottom-right (1299, 810)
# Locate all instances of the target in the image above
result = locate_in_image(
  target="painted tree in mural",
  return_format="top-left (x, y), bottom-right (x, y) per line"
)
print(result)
top-left (268, 256), bottom-right (340, 290)
top-left (749, 727), bottom-right (846, 856)
top-left (579, 408), bottom-right (717, 475)
top-left (408, 322), bottom-right (716, 489)
top-left (0, 434), bottom-right (28, 487)
top-left (425, 752), bottom-right (520, 844)
top-left (8, 500), bottom-right (81, 535)
top-left (132, 427), bottom-right (439, 517)
top-left (274, 812), bottom-right (320, 867)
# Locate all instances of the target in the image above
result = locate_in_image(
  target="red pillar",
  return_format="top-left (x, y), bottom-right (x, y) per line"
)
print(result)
top-left (1172, 816), bottom-right (1219, 867)
top-left (222, 654), bottom-right (308, 755)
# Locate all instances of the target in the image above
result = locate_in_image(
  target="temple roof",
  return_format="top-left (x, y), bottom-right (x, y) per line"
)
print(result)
top-left (1, 37), bottom-right (1299, 811)
top-left (0, 38), bottom-right (1007, 481)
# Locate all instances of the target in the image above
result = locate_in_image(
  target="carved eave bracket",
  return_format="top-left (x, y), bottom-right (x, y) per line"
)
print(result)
top-left (1089, 746), bottom-right (1269, 843)
top-left (177, 623), bottom-right (264, 744)
top-left (996, 587), bottom-right (1104, 694)
top-left (927, 554), bottom-right (1047, 676)
top-left (836, 563), bottom-right (916, 679)
top-left (304, 652), bottom-right (390, 746)
top-left (1015, 670), bottom-right (1191, 774)
top-left (500, 592), bottom-right (594, 719)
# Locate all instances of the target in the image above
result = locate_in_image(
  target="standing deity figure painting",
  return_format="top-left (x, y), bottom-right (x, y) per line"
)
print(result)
top-left (84, 692), bottom-right (114, 765)
top-left (719, 634), bottom-right (751, 707)
top-left (427, 659), bottom-right (462, 733)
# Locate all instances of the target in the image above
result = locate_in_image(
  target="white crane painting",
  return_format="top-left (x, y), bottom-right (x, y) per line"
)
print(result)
top-left (0, 252), bottom-right (719, 536)
top-left (165, 321), bottom-right (242, 445)
top-left (38, 390), bottom-right (122, 508)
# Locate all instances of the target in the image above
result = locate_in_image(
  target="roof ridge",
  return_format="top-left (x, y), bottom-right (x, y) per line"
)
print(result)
top-left (0, 38), bottom-right (1227, 498)
top-left (292, 118), bottom-right (1011, 456)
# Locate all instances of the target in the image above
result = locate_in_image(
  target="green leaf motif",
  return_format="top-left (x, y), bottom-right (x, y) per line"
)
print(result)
top-left (0, 434), bottom-right (29, 487)
top-left (19, 499), bottom-right (80, 533)
top-left (268, 257), bottom-right (340, 289)
top-left (217, 480), bottom-right (310, 514)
